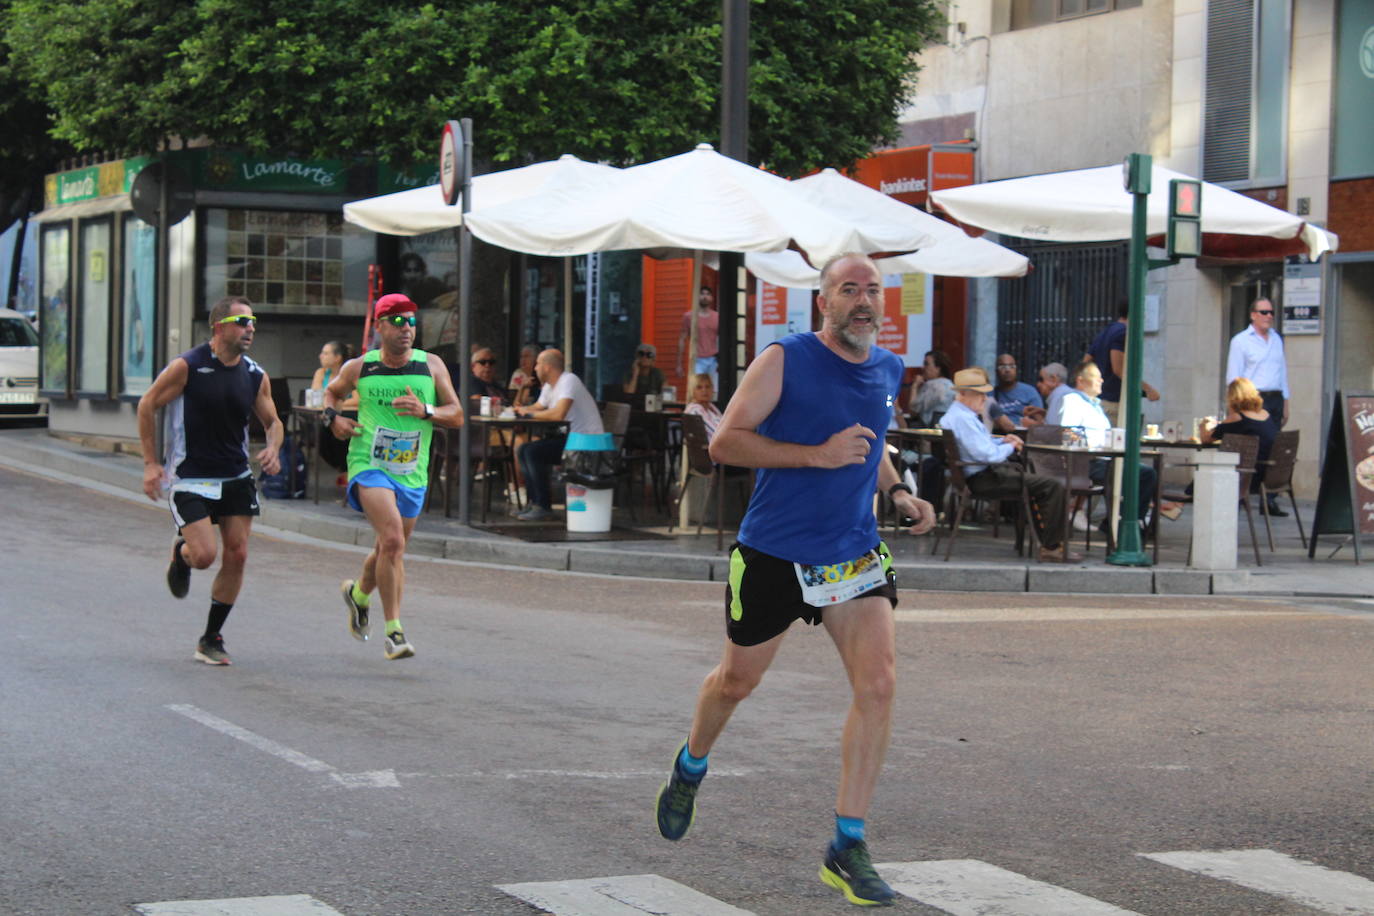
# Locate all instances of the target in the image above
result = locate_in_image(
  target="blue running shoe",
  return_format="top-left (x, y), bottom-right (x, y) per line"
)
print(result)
top-left (655, 743), bottom-right (700, 841)
top-left (820, 841), bottom-right (896, 906)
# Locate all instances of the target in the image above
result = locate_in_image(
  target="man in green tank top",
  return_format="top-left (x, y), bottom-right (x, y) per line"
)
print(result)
top-left (323, 293), bottom-right (462, 660)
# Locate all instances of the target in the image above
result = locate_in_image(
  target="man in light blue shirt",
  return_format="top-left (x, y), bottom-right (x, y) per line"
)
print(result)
top-left (940, 367), bottom-right (1076, 561)
top-left (1225, 298), bottom-right (1288, 427)
top-left (1062, 360), bottom-right (1157, 529)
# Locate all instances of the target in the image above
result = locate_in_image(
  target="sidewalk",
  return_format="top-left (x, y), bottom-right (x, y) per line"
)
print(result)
top-left (4, 427), bottom-right (1369, 598)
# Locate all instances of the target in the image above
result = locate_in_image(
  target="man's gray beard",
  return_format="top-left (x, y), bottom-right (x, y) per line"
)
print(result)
top-left (837, 323), bottom-right (876, 353)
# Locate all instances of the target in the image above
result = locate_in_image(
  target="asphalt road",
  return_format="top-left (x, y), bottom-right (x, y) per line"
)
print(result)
top-left (2, 464), bottom-right (1372, 916)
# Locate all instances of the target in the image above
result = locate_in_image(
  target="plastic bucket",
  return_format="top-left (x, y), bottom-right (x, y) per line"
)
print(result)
top-left (565, 482), bottom-right (613, 532)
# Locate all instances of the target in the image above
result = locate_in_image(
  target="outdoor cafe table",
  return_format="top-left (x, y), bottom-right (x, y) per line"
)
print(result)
top-left (466, 415), bottom-right (568, 522)
top-left (291, 405), bottom-right (357, 504)
top-left (1023, 442), bottom-right (1165, 564)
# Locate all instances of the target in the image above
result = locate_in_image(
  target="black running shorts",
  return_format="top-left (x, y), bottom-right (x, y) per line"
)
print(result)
top-left (170, 476), bottom-right (261, 530)
top-left (724, 542), bottom-right (898, 647)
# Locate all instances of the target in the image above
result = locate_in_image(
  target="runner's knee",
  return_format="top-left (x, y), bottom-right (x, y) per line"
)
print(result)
top-left (375, 530), bottom-right (406, 558)
top-left (712, 664), bottom-right (764, 704)
top-left (851, 662), bottom-right (896, 709)
top-left (220, 540), bottom-right (249, 571)
top-left (184, 541), bottom-right (217, 569)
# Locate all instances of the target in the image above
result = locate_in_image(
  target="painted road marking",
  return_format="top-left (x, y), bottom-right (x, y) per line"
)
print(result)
top-left (1143, 849), bottom-right (1374, 914)
top-left (497, 874), bottom-right (754, 915)
top-left (878, 859), bottom-right (1142, 915)
top-left (165, 704), bottom-right (399, 788)
top-left (134, 894), bottom-right (345, 915)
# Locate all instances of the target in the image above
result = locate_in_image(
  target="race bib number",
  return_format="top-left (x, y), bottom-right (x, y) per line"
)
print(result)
top-left (371, 426), bottom-right (422, 476)
top-left (794, 549), bottom-right (887, 608)
top-left (170, 478), bottom-right (224, 500)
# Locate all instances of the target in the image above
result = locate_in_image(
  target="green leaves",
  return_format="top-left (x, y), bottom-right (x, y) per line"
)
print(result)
top-left (4, 0), bottom-right (941, 178)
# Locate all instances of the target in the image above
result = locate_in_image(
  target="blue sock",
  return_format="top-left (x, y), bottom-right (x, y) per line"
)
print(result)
top-left (675, 740), bottom-right (708, 783)
top-left (834, 814), bottom-right (866, 851)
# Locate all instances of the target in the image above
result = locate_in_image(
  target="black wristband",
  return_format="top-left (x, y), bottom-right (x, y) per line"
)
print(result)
top-left (322, 407), bottom-right (338, 427)
top-left (887, 482), bottom-right (913, 499)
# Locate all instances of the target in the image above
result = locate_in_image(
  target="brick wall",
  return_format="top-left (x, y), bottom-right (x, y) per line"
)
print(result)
top-left (1329, 178), bottom-right (1374, 252)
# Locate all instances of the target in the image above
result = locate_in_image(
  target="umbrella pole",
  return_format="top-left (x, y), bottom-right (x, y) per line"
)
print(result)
top-left (563, 258), bottom-right (573, 366)
top-left (457, 119), bottom-right (474, 526)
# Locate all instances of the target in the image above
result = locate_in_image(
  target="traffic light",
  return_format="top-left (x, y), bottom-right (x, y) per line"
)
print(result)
top-left (1167, 179), bottom-right (1202, 258)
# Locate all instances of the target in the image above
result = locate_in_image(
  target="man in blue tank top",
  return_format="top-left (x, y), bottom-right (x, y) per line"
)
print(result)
top-left (654, 254), bottom-right (937, 907)
top-left (137, 297), bottom-right (283, 666)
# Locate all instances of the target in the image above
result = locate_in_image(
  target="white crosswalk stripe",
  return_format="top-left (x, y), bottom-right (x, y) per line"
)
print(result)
top-left (877, 859), bottom-right (1143, 915)
top-left (495, 874), bottom-right (755, 915)
top-left (1142, 849), bottom-right (1374, 915)
top-left (133, 894), bottom-right (345, 915)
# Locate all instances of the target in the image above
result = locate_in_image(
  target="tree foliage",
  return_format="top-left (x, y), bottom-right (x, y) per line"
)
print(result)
top-left (0, 1), bottom-right (74, 214)
top-left (5, 0), bottom-right (942, 176)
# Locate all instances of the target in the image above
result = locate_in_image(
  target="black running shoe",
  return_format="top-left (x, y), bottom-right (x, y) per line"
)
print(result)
top-left (167, 538), bottom-right (191, 599)
top-left (341, 579), bottom-right (370, 642)
top-left (655, 744), bottom-right (701, 841)
top-left (820, 841), bottom-right (896, 907)
top-left (193, 634), bottom-right (231, 666)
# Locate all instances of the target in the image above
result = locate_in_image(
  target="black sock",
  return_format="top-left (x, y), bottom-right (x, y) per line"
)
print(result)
top-left (205, 600), bottom-right (232, 639)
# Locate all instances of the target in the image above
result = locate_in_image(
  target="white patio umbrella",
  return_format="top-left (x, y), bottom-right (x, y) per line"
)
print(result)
top-left (744, 168), bottom-right (1028, 287)
top-left (342, 154), bottom-right (621, 237)
top-left (463, 144), bottom-right (940, 262)
top-left (930, 163), bottom-right (1338, 260)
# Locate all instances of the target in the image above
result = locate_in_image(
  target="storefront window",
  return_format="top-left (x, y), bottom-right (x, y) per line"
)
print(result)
top-left (121, 214), bottom-right (157, 397)
top-left (202, 208), bottom-right (372, 316)
top-left (77, 218), bottom-right (112, 395)
top-left (39, 223), bottom-right (71, 395)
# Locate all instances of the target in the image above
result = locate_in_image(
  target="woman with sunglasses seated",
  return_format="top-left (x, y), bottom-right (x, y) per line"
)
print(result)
top-left (623, 342), bottom-right (665, 396)
top-left (311, 341), bottom-right (358, 484)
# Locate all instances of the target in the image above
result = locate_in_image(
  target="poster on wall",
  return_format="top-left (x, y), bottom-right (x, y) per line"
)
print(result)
top-left (121, 216), bottom-right (157, 396)
top-left (77, 220), bottom-right (112, 395)
top-left (40, 224), bottom-right (70, 394)
top-left (399, 231), bottom-right (459, 351)
top-left (752, 272), bottom-right (934, 364)
top-left (753, 281), bottom-right (811, 353)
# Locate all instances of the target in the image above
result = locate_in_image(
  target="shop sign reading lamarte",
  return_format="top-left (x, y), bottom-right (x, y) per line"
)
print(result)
top-left (844, 142), bottom-right (975, 208)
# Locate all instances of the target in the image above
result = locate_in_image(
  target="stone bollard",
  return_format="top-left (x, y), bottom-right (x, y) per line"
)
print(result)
top-left (1190, 449), bottom-right (1240, 570)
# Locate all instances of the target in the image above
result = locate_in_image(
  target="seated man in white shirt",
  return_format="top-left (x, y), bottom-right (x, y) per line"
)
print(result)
top-left (1059, 360), bottom-right (1157, 530)
top-left (939, 368), bottom-right (1078, 562)
top-left (513, 348), bottom-right (605, 520)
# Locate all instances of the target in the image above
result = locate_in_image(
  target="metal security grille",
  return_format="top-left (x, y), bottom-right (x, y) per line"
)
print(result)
top-left (1204, 0), bottom-right (1253, 183)
top-left (996, 238), bottom-right (1128, 377)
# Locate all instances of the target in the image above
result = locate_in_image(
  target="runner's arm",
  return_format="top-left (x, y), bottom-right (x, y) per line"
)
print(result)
top-left (136, 358), bottom-right (189, 500)
top-left (876, 443), bottom-right (937, 535)
top-left (324, 358), bottom-right (364, 440)
top-left (709, 345), bottom-right (874, 470)
top-left (252, 373), bottom-right (283, 476)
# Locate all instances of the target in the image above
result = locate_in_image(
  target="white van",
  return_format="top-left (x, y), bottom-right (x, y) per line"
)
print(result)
top-left (0, 307), bottom-right (47, 421)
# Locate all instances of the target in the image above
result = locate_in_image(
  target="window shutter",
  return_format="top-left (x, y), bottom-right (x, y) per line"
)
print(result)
top-left (1204, 0), bottom-right (1254, 183)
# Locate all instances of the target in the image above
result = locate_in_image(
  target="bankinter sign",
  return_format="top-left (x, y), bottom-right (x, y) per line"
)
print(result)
top-left (846, 142), bottom-right (975, 208)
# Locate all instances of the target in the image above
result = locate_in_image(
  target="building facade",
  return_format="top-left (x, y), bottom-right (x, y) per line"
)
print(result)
top-left (903, 0), bottom-right (1373, 493)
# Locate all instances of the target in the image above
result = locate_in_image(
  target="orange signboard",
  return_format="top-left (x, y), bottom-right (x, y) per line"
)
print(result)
top-left (760, 282), bottom-right (787, 325)
top-left (846, 141), bottom-right (975, 208)
top-left (878, 287), bottom-right (908, 354)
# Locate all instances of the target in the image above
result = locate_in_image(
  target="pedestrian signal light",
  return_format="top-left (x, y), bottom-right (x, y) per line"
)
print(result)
top-left (1167, 179), bottom-right (1202, 259)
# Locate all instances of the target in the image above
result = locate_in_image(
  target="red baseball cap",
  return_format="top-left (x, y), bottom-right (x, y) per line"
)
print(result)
top-left (374, 293), bottom-right (418, 319)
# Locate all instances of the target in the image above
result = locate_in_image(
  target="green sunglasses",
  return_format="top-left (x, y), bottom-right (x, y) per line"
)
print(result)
top-left (217, 314), bottom-right (257, 327)
top-left (382, 314), bottom-right (417, 327)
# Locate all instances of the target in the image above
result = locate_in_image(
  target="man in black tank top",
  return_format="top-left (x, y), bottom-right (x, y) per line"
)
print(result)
top-left (137, 297), bottom-right (283, 666)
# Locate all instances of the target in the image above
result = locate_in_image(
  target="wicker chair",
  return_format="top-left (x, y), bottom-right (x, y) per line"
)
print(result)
top-left (1258, 429), bottom-right (1306, 550)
